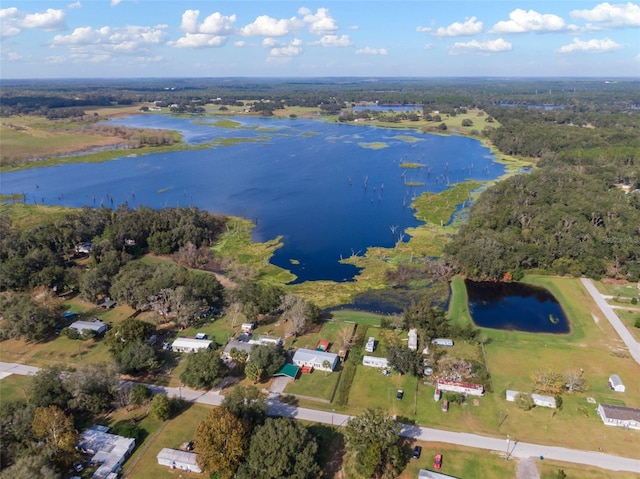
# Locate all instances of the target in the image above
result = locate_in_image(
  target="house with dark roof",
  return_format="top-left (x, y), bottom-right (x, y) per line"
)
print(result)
top-left (597, 403), bottom-right (640, 429)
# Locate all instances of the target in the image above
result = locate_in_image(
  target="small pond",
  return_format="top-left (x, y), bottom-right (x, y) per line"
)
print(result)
top-left (466, 280), bottom-right (569, 333)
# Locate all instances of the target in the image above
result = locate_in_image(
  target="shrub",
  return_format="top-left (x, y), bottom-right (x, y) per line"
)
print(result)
top-left (634, 318), bottom-right (640, 329)
top-left (516, 393), bottom-right (535, 411)
top-left (631, 297), bottom-right (638, 305)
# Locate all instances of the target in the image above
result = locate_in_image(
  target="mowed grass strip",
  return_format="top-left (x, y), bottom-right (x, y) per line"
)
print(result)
top-left (398, 442), bottom-right (516, 479)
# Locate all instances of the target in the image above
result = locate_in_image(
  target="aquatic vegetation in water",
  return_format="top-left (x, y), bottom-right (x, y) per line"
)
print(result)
top-left (358, 142), bottom-right (388, 150)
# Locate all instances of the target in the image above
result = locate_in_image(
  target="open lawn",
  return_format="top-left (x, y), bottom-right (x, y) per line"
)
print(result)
top-left (398, 442), bottom-right (516, 479)
top-left (121, 403), bottom-right (212, 479)
top-left (616, 309), bottom-right (640, 342)
top-left (538, 459), bottom-right (640, 479)
top-left (284, 366), bottom-right (341, 402)
top-left (0, 374), bottom-right (32, 403)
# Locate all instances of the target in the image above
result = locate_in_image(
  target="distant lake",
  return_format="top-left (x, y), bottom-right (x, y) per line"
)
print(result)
top-left (466, 280), bottom-right (569, 333)
top-left (1, 115), bottom-right (505, 283)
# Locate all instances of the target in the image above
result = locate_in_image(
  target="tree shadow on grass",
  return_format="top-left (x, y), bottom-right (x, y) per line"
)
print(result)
top-left (308, 424), bottom-right (345, 479)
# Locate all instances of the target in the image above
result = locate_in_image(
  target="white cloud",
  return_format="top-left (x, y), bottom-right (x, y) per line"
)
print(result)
top-left (262, 37), bottom-right (278, 47)
top-left (52, 24), bottom-right (167, 55)
top-left (310, 34), bottom-right (352, 47)
top-left (450, 38), bottom-right (512, 54)
top-left (169, 33), bottom-right (227, 48)
top-left (433, 16), bottom-right (483, 38)
top-left (299, 7), bottom-right (338, 35)
top-left (424, 43), bottom-right (433, 50)
top-left (68, 2), bottom-right (81, 10)
top-left (179, 10), bottom-right (235, 35)
top-left (571, 2), bottom-right (640, 29)
top-left (234, 40), bottom-right (247, 47)
top-left (110, 0), bottom-right (122, 6)
top-left (557, 37), bottom-right (623, 53)
top-left (241, 15), bottom-right (300, 37)
top-left (490, 9), bottom-right (575, 33)
top-left (416, 26), bottom-right (432, 33)
top-left (1, 6), bottom-right (66, 37)
top-left (355, 47), bottom-right (388, 55)
top-left (270, 39), bottom-right (303, 57)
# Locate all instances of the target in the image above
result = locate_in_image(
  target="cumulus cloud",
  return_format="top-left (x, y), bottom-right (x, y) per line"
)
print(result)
top-left (570, 2), bottom-right (640, 29)
top-left (299, 7), bottom-right (338, 35)
top-left (68, 2), bottom-right (82, 10)
top-left (169, 33), bottom-right (227, 48)
top-left (52, 24), bottom-right (167, 56)
top-left (234, 40), bottom-right (247, 47)
top-left (310, 34), bottom-right (352, 47)
top-left (490, 9), bottom-right (575, 33)
top-left (416, 26), bottom-right (432, 33)
top-left (1, 7), bottom-right (66, 37)
top-left (355, 47), bottom-right (388, 55)
top-left (433, 16), bottom-right (483, 37)
top-left (557, 37), bottom-right (623, 53)
top-left (262, 37), bottom-right (278, 47)
top-left (179, 10), bottom-right (235, 35)
top-left (449, 38), bottom-right (512, 54)
top-left (269, 38), bottom-right (303, 57)
top-left (241, 15), bottom-right (301, 37)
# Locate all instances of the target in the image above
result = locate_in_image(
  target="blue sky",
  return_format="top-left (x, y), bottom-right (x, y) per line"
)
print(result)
top-left (1, 1), bottom-right (639, 78)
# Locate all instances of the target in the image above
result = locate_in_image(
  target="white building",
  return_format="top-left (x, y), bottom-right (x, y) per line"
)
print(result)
top-left (78, 425), bottom-right (135, 479)
top-left (436, 379), bottom-right (484, 396)
top-left (222, 340), bottom-right (254, 360)
top-left (597, 404), bottom-right (640, 429)
top-left (365, 337), bottom-right (376, 353)
top-left (241, 322), bottom-right (255, 333)
top-left (292, 348), bottom-right (338, 371)
top-left (506, 390), bottom-right (557, 408)
top-left (431, 338), bottom-right (454, 347)
top-left (69, 319), bottom-right (108, 335)
top-left (248, 336), bottom-right (283, 347)
top-left (171, 337), bottom-right (213, 353)
top-left (362, 355), bottom-right (388, 368)
top-left (157, 448), bottom-right (201, 473)
top-left (609, 374), bottom-right (626, 392)
top-left (408, 329), bottom-right (418, 351)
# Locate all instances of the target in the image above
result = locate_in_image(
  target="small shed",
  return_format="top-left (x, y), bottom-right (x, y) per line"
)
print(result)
top-left (362, 355), bottom-right (388, 368)
top-left (531, 393), bottom-right (557, 408)
top-left (505, 390), bottom-right (518, 402)
top-left (156, 448), bottom-right (201, 473)
top-left (171, 337), bottom-right (213, 353)
top-left (315, 340), bottom-right (330, 351)
top-left (292, 348), bottom-right (338, 371)
top-left (609, 374), bottom-right (626, 392)
top-left (365, 337), bottom-right (376, 353)
top-left (241, 322), bottom-right (255, 333)
top-left (274, 363), bottom-right (300, 379)
top-left (431, 338), bottom-right (454, 347)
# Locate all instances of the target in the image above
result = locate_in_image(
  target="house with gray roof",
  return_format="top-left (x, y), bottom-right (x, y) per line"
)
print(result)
top-left (292, 348), bottom-right (338, 371)
top-left (597, 404), bottom-right (640, 429)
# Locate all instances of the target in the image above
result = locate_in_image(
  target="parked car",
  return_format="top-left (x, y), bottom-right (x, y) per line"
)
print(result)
top-left (186, 440), bottom-right (194, 451)
top-left (412, 445), bottom-right (422, 459)
top-left (396, 389), bottom-right (404, 400)
top-left (434, 454), bottom-right (443, 470)
top-left (73, 462), bottom-right (84, 472)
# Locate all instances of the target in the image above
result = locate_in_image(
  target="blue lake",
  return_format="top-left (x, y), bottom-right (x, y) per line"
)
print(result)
top-left (1, 115), bottom-right (505, 283)
top-left (466, 281), bottom-right (570, 333)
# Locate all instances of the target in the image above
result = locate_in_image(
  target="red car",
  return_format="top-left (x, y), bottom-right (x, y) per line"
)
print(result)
top-left (434, 454), bottom-right (443, 470)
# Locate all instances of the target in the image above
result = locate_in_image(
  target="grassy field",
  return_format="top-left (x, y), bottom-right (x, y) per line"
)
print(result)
top-left (121, 403), bottom-right (212, 479)
top-left (0, 374), bottom-right (32, 402)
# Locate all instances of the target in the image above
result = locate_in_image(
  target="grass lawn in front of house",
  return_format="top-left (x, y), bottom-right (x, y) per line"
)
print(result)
top-left (616, 309), bottom-right (640, 342)
top-left (120, 403), bottom-right (212, 479)
top-left (0, 374), bottom-right (32, 403)
top-left (284, 366), bottom-right (341, 402)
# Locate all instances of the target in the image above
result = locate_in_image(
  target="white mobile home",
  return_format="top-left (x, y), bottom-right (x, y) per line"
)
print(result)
top-left (597, 403), bottom-right (640, 429)
top-left (609, 374), bottom-right (626, 392)
top-left (292, 348), bottom-right (338, 371)
top-left (431, 338), bottom-right (454, 347)
top-left (362, 355), bottom-right (388, 368)
top-left (241, 322), bottom-right (255, 333)
top-left (171, 337), bottom-right (213, 353)
top-left (157, 448), bottom-right (201, 473)
top-left (78, 426), bottom-right (135, 479)
top-left (437, 379), bottom-right (484, 396)
top-left (408, 328), bottom-right (418, 351)
top-left (69, 319), bottom-right (108, 335)
top-left (506, 390), bottom-right (556, 408)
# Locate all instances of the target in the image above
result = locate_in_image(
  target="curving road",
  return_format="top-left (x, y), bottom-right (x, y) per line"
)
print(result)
top-left (3, 361), bottom-right (640, 474)
top-left (581, 278), bottom-right (640, 364)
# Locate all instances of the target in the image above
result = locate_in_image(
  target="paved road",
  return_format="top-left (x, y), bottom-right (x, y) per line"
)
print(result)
top-left (581, 278), bottom-right (640, 364)
top-left (0, 361), bottom-right (39, 379)
top-left (3, 362), bottom-right (640, 473)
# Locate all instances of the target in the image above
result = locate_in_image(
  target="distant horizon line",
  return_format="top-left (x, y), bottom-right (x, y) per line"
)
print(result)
top-left (2, 75), bottom-right (639, 82)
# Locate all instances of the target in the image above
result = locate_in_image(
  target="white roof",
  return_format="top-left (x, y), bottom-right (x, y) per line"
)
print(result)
top-left (157, 448), bottom-right (200, 470)
top-left (609, 374), bottom-right (624, 386)
top-left (70, 320), bottom-right (107, 332)
top-left (173, 337), bottom-right (213, 348)
top-left (78, 427), bottom-right (135, 479)
top-left (293, 348), bottom-right (338, 363)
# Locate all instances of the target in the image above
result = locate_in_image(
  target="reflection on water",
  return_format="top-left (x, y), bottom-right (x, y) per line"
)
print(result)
top-left (466, 280), bottom-right (569, 333)
top-left (1, 115), bottom-right (505, 283)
